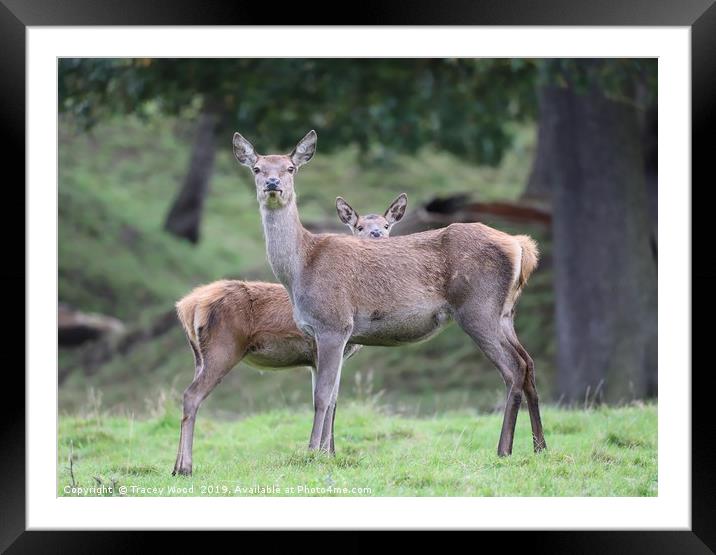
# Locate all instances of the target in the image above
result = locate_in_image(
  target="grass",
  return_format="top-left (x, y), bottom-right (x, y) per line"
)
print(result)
top-left (58, 400), bottom-right (657, 497)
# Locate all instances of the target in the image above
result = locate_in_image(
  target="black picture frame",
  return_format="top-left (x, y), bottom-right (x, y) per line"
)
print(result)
top-left (3, 0), bottom-right (713, 551)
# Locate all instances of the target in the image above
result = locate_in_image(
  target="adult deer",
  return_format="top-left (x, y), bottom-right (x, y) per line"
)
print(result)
top-left (233, 130), bottom-right (546, 458)
top-left (172, 195), bottom-right (407, 476)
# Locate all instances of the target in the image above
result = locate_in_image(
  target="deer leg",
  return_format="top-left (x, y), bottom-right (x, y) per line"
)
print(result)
top-left (318, 350), bottom-right (353, 453)
top-left (312, 367), bottom-right (339, 454)
top-left (503, 319), bottom-right (546, 452)
top-left (174, 336), bottom-right (203, 476)
top-left (173, 340), bottom-right (242, 476)
top-left (457, 310), bottom-right (526, 457)
top-left (319, 404), bottom-right (336, 454)
top-left (308, 332), bottom-right (348, 452)
top-left (320, 375), bottom-right (341, 454)
top-left (329, 402), bottom-right (337, 454)
top-left (492, 340), bottom-right (527, 457)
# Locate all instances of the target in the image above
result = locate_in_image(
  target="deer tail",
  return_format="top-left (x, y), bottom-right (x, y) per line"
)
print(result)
top-left (515, 234), bottom-right (539, 289)
top-left (176, 293), bottom-right (200, 348)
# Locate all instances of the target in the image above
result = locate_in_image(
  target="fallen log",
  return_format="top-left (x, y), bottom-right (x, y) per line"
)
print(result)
top-left (58, 303), bottom-right (124, 347)
top-left (394, 195), bottom-right (552, 236)
top-left (305, 194), bottom-right (552, 236)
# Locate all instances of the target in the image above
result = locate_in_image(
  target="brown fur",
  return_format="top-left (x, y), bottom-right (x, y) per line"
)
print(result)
top-left (292, 222), bottom-right (530, 323)
top-left (175, 280), bottom-right (304, 361)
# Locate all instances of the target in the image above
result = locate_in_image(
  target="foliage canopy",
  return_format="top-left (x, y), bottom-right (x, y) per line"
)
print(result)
top-left (59, 58), bottom-right (656, 166)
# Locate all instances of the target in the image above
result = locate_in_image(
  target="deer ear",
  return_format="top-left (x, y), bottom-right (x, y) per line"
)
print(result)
top-left (385, 193), bottom-right (408, 224)
top-left (336, 197), bottom-right (359, 228)
top-left (233, 132), bottom-right (258, 167)
top-left (290, 130), bottom-right (317, 167)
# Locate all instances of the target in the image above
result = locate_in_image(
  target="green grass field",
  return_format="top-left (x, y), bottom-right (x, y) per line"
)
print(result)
top-left (58, 401), bottom-right (657, 497)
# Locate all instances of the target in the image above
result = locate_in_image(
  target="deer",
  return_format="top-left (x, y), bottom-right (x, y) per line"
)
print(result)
top-left (232, 130), bottom-right (547, 458)
top-left (336, 194), bottom-right (407, 238)
top-left (172, 195), bottom-right (408, 476)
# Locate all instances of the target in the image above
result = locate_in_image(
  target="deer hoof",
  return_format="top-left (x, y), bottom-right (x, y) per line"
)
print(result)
top-left (172, 466), bottom-right (192, 476)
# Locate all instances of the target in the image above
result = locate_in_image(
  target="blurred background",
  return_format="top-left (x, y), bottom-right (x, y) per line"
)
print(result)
top-left (58, 58), bottom-right (657, 418)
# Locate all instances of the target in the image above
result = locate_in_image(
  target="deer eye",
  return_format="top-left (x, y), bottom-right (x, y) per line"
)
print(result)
top-left (287, 166), bottom-right (295, 174)
top-left (357, 226), bottom-right (364, 232)
top-left (253, 167), bottom-right (261, 174)
top-left (384, 224), bottom-right (389, 229)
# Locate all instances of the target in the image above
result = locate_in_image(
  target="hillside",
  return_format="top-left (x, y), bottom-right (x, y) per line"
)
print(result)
top-left (58, 115), bottom-right (555, 417)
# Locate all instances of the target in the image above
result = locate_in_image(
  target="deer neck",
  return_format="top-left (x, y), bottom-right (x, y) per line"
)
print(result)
top-left (260, 199), bottom-right (307, 297)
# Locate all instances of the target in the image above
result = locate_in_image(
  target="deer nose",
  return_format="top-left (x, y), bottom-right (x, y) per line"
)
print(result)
top-left (265, 178), bottom-right (281, 191)
top-left (370, 229), bottom-right (382, 238)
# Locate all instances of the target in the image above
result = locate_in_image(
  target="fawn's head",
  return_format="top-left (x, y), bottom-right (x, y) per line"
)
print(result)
top-left (336, 194), bottom-right (408, 239)
top-left (232, 130), bottom-right (317, 209)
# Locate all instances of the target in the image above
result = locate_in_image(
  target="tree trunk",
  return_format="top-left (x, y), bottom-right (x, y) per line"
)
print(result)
top-left (642, 104), bottom-right (658, 265)
top-left (164, 102), bottom-right (220, 243)
top-left (523, 87), bottom-right (555, 204)
top-left (640, 104), bottom-right (658, 398)
top-left (538, 85), bottom-right (657, 403)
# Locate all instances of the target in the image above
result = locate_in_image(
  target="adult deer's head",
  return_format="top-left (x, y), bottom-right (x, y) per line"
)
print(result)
top-left (336, 194), bottom-right (408, 239)
top-left (232, 130), bottom-right (317, 209)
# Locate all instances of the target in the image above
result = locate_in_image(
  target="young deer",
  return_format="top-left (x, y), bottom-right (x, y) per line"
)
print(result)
top-left (172, 196), bottom-right (407, 476)
top-left (233, 130), bottom-right (546, 458)
top-left (336, 194), bottom-right (407, 238)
